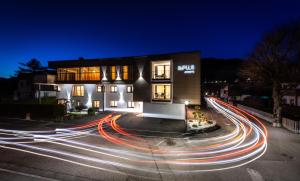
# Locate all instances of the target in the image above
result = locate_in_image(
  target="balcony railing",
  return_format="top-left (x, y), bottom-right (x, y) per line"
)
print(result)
top-left (57, 72), bottom-right (101, 81)
top-left (152, 92), bottom-right (171, 101)
top-left (152, 70), bottom-right (171, 80)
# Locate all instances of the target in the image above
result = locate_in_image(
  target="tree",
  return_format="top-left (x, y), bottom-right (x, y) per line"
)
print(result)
top-left (15, 58), bottom-right (46, 76)
top-left (240, 21), bottom-right (300, 127)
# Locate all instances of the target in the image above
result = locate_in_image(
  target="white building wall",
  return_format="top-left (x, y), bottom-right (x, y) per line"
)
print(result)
top-left (104, 84), bottom-right (133, 109)
top-left (142, 102), bottom-right (185, 120)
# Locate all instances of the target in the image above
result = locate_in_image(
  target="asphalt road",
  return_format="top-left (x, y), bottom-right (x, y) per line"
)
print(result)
top-left (0, 101), bottom-right (299, 181)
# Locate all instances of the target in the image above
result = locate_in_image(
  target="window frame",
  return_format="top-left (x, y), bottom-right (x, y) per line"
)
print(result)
top-left (96, 85), bottom-right (103, 92)
top-left (127, 101), bottom-right (134, 108)
top-left (92, 100), bottom-right (100, 108)
top-left (111, 66), bottom-right (116, 80)
top-left (72, 85), bottom-right (84, 97)
top-left (126, 86), bottom-right (133, 93)
top-left (152, 84), bottom-right (172, 101)
top-left (110, 85), bottom-right (118, 93)
top-left (110, 100), bottom-right (118, 107)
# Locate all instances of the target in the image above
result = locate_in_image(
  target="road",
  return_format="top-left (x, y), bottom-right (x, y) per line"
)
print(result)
top-left (0, 98), bottom-right (299, 181)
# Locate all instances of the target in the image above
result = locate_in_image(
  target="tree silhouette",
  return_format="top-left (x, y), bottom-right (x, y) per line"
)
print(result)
top-left (240, 21), bottom-right (300, 127)
top-left (15, 58), bottom-right (47, 76)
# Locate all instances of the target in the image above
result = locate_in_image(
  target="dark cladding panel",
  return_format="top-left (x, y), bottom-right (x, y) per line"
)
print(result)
top-left (133, 59), bottom-right (151, 102)
top-left (172, 52), bottom-right (201, 105)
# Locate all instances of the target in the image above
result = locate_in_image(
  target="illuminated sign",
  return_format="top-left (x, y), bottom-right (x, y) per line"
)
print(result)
top-left (177, 65), bottom-right (195, 74)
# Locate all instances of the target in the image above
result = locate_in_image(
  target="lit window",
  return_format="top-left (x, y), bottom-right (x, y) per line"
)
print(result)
top-left (152, 61), bottom-right (171, 80)
top-left (80, 67), bottom-right (100, 81)
top-left (110, 101), bottom-right (118, 107)
top-left (152, 84), bottom-right (171, 101)
top-left (127, 101), bottom-right (134, 108)
top-left (127, 86), bottom-right (133, 93)
top-left (111, 66), bottom-right (116, 80)
top-left (93, 100), bottom-right (100, 108)
top-left (57, 99), bottom-right (65, 104)
top-left (110, 85), bottom-right (117, 93)
top-left (97, 85), bottom-right (103, 92)
top-left (72, 85), bottom-right (84, 96)
top-left (123, 66), bottom-right (128, 80)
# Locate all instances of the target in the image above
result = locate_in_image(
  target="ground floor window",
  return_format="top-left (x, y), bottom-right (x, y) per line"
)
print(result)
top-left (127, 86), bottom-right (133, 93)
top-left (57, 99), bottom-right (65, 105)
top-left (127, 101), bottom-right (134, 108)
top-left (72, 85), bottom-right (84, 96)
top-left (152, 84), bottom-right (171, 101)
top-left (96, 85), bottom-right (103, 92)
top-left (110, 100), bottom-right (118, 107)
top-left (93, 100), bottom-right (100, 108)
top-left (110, 85), bottom-right (117, 93)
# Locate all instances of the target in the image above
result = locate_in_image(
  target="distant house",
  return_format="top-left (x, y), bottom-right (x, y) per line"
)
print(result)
top-left (282, 84), bottom-right (300, 107)
top-left (14, 71), bottom-right (58, 101)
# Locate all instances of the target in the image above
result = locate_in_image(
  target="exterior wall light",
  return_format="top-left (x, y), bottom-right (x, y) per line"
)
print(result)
top-left (184, 100), bottom-right (190, 105)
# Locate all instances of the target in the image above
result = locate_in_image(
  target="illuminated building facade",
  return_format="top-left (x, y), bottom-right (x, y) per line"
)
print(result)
top-left (48, 51), bottom-right (201, 119)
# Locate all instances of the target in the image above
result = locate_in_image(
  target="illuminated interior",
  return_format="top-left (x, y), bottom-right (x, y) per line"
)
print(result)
top-left (72, 85), bottom-right (84, 96)
top-left (152, 84), bottom-right (171, 101)
top-left (111, 66), bottom-right (116, 80)
top-left (57, 67), bottom-right (100, 81)
top-left (110, 100), bottom-right (118, 107)
top-left (151, 61), bottom-right (171, 79)
top-left (80, 67), bottom-right (100, 81)
top-left (122, 66), bottom-right (128, 80)
top-left (92, 100), bottom-right (100, 108)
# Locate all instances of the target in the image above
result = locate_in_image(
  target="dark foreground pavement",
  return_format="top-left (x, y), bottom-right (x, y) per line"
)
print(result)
top-left (0, 111), bottom-right (300, 181)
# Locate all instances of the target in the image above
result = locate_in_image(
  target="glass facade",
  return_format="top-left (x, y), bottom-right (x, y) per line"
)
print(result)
top-left (57, 67), bottom-right (100, 81)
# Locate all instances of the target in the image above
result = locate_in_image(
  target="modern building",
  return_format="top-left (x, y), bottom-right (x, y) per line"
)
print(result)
top-left (48, 51), bottom-right (201, 119)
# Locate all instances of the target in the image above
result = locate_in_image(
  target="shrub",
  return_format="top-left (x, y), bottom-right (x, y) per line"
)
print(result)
top-left (75, 105), bottom-right (87, 111)
top-left (88, 107), bottom-right (96, 115)
top-left (0, 103), bottom-right (66, 120)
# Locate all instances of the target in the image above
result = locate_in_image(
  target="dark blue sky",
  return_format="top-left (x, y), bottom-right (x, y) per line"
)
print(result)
top-left (0, 0), bottom-right (300, 77)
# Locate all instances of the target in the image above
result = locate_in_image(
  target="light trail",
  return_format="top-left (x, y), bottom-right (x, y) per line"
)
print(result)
top-left (0, 98), bottom-right (268, 179)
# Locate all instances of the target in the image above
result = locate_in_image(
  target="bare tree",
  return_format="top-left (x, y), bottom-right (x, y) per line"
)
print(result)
top-left (240, 21), bottom-right (300, 127)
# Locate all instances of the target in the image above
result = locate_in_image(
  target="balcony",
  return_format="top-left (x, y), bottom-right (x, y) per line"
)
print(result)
top-left (57, 72), bottom-right (100, 81)
top-left (152, 84), bottom-right (171, 102)
top-left (152, 70), bottom-right (171, 80)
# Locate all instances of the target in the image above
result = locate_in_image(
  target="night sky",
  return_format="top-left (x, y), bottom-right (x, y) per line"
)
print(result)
top-left (0, 0), bottom-right (300, 77)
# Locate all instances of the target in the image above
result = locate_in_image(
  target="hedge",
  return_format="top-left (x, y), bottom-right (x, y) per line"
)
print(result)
top-left (0, 103), bottom-right (66, 119)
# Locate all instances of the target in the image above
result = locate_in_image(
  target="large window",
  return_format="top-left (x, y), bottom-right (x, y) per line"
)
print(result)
top-left (57, 67), bottom-right (100, 81)
top-left (111, 66), bottom-right (116, 80)
top-left (72, 85), bottom-right (84, 96)
top-left (93, 100), bottom-right (100, 108)
top-left (80, 67), bottom-right (100, 81)
top-left (122, 66), bottom-right (128, 80)
top-left (152, 84), bottom-right (171, 101)
top-left (57, 68), bottom-right (80, 81)
top-left (110, 101), bottom-right (118, 107)
top-left (152, 61), bottom-right (171, 80)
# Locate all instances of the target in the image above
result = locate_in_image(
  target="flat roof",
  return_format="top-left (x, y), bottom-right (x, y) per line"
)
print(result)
top-left (48, 50), bottom-right (200, 68)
